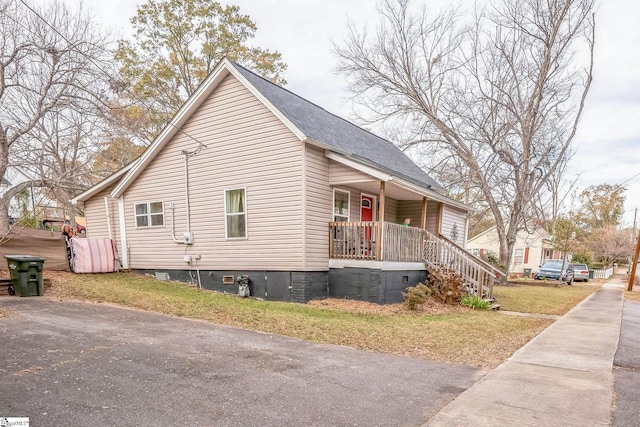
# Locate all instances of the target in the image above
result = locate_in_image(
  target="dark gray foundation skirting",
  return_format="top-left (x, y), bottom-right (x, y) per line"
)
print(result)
top-left (328, 268), bottom-right (427, 304)
top-left (133, 269), bottom-right (328, 303)
top-left (134, 267), bottom-right (426, 304)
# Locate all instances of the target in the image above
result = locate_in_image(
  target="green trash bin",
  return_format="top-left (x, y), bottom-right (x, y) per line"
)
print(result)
top-left (523, 268), bottom-right (532, 278)
top-left (588, 270), bottom-right (595, 280)
top-left (5, 255), bottom-right (46, 297)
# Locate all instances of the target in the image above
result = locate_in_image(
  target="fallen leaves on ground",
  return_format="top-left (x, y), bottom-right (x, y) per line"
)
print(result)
top-left (306, 298), bottom-right (469, 316)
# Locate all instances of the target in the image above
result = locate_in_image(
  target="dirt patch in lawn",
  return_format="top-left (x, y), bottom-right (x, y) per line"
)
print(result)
top-left (507, 279), bottom-right (601, 287)
top-left (306, 298), bottom-right (469, 316)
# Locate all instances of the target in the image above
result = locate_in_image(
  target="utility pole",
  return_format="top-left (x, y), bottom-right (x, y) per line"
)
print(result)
top-left (628, 230), bottom-right (640, 291)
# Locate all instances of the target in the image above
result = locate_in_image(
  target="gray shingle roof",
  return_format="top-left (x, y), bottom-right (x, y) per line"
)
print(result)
top-left (233, 63), bottom-right (444, 193)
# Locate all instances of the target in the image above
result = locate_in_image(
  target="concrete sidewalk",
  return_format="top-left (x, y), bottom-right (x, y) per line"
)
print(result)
top-left (611, 298), bottom-right (640, 426)
top-left (426, 275), bottom-right (625, 426)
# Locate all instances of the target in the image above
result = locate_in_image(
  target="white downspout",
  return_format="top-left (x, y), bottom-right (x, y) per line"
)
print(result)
top-left (301, 142), bottom-right (307, 269)
top-left (104, 196), bottom-right (113, 240)
top-left (118, 196), bottom-right (129, 269)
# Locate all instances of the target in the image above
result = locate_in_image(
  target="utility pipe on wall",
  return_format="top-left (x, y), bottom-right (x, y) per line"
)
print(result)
top-left (170, 202), bottom-right (186, 244)
top-left (170, 148), bottom-right (199, 245)
top-left (182, 150), bottom-right (192, 233)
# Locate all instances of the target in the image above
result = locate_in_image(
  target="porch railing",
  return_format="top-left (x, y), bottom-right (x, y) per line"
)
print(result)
top-left (422, 231), bottom-right (502, 299)
top-left (329, 221), bottom-right (379, 260)
top-left (329, 221), bottom-right (501, 299)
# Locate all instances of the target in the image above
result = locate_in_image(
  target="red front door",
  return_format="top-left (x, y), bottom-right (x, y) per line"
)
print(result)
top-left (361, 195), bottom-right (374, 221)
top-left (361, 196), bottom-right (374, 253)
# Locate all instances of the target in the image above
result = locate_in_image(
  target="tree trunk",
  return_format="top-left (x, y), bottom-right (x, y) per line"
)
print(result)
top-left (0, 196), bottom-right (11, 234)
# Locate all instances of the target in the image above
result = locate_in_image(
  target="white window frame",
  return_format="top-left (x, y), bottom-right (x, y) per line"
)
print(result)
top-left (134, 201), bottom-right (165, 228)
top-left (333, 188), bottom-right (350, 222)
top-left (224, 187), bottom-right (248, 240)
top-left (513, 248), bottom-right (524, 265)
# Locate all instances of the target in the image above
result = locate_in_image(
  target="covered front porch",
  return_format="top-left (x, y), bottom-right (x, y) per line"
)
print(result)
top-left (327, 154), bottom-right (500, 299)
top-left (329, 221), bottom-right (499, 298)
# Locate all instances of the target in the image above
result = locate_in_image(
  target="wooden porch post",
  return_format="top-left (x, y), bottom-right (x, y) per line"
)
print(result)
top-left (436, 203), bottom-right (443, 237)
top-left (376, 181), bottom-right (386, 261)
top-left (421, 197), bottom-right (427, 229)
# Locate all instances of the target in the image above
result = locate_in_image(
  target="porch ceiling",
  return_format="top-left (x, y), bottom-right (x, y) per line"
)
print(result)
top-left (335, 179), bottom-right (424, 201)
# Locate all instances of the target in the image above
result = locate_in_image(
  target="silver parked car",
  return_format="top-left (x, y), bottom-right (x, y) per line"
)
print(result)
top-left (569, 263), bottom-right (589, 282)
top-left (534, 260), bottom-right (575, 284)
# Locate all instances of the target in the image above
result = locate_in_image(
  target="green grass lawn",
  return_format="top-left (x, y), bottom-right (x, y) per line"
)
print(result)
top-left (39, 271), bottom-right (598, 369)
top-left (493, 282), bottom-right (600, 315)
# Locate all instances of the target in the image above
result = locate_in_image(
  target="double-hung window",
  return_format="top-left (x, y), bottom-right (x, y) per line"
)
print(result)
top-left (333, 190), bottom-right (349, 222)
top-left (513, 248), bottom-right (524, 265)
top-left (135, 201), bottom-right (164, 227)
top-left (225, 188), bottom-right (247, 239)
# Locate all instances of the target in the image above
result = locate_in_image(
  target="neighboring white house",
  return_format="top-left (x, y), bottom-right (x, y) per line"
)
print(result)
top-left (0, 165), bottom-right (69, 226)
top-left (467, 225), bottom-right (564, 276)
top-left (0, 165), bottom-right (36, 219)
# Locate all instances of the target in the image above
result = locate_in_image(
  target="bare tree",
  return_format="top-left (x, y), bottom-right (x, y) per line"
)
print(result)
top-left (588, 226), bottom-right (634, 267)
top-left (0, 0), bottom-right (111, 232)
top-left (18, 104), bottom-right (104, 223)
top-left (335, 0), bottom-right (595, 274)
top-left (530, 154), bottom-right (581, 232)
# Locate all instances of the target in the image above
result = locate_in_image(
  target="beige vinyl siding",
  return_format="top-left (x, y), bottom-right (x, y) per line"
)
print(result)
top-left (83, 187), bottom-right (122, 255)
top-left (383, 197), bottom-right (398, 223)
top-left (329, 161), bottom-right (376, 185)
top-left (304, 145), bottom-right (332, 270)
top-left (441, 205), bottom-right (468, 247)
top-left (331, 187), bottom-right (402, 224)
top-left (332, 191), bottom-right (404, 226)
top-left (84, 188), bottom-right (111, 239)
top-left (426, 202), bottom-right (441, 235)
top-left (120, 74), bottom-right (304, 270)
top-left (397, 200), bottom-right (423, 227)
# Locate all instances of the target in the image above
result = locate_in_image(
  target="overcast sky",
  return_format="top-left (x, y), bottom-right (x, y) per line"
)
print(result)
top-left (75, 0), bottom-right (640, 226)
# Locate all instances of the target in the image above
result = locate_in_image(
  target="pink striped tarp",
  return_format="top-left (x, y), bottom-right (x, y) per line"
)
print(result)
top-left (70, 238), bottom-right (119, 273)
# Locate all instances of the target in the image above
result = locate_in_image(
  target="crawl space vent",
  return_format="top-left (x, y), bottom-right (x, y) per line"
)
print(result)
top-left (155, 272), bottom-right (170, 281)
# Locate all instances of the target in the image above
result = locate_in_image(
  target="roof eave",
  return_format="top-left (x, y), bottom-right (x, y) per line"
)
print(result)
top-left (390, 177), bottom-right (475, 212)
top-left (227, 64), bottom-right (306, 141)
top-left (110, 64), bottom-right (232, 197)
top-left (325, 150), bottom-right (393, 182)
top-left (110, 59), bottom-right (309, 198)
top-left (71, 161), bottom-right (138, 205)
top-left (466, 225), bottom-right (497, 243)
top-left (325, 151), bottom-right (473, 212)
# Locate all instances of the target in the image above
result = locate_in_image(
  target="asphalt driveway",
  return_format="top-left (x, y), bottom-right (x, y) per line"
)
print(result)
top-left (0, 297), bottom-right (480, 426)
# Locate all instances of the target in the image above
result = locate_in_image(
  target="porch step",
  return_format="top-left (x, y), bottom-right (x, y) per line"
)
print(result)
top-left (489, 303), bottom-right (501, 311)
